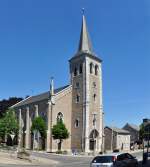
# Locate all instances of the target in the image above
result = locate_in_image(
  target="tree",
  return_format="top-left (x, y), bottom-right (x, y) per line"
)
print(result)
top-left (31, 116), bottom-right (47, 138)
top-left (0, 118), bottom-right (6, 140)
top-left (52, 120), bottom-right (69, 151)
top-left (0, 108), bottom-right (19, 143)
top-left (139, 123), bottom-right (145, 141)
top-left (31, 116), bottom-right (47, 150)
top-left (0, 97), bottom-right (23, 118)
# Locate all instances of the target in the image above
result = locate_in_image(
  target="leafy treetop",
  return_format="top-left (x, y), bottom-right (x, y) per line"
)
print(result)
top-left (31, 116), bottom-right (47, 138)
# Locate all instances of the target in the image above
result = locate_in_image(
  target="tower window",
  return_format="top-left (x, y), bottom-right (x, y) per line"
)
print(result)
top-left (93, 94), bottom-right (96, 102)
top-left (76, 94), bottom-right (80, 103)
top-left (75, 119), bottom-right (80, 128)
top-left (75, 82), bottom-right (80, 89)
top-left (90, 63), bottom-right (93, 74)
top-left (79, 64), bottom-right (82, 74)
top-left (74, 67), bottom-right (77, 76)
top-left (95, 65), bottom-right (98, 75)
top-left (93, 82), bottom-right (96, 88)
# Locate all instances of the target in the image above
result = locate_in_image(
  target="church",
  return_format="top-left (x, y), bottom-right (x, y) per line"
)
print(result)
top-left (12, 13), bottom-right (104, 153)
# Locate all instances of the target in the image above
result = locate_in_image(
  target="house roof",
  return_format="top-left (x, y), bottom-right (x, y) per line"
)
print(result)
top-left (105, 126), bottom-right (130, 134)
top-left (11, 85), bottom-right (70, 108)
top-left (125, 123), bottom-right (140, 131)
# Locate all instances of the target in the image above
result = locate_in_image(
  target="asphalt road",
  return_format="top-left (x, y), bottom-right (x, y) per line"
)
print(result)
top-left (0, 150), bottom-right (146, 167)
top-left (32, 152), bottom-right (93, 167)
top-left (32, 151), bottom-right (144, 167)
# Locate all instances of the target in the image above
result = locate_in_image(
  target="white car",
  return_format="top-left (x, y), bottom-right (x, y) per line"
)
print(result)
top-left (90, 153), bottom-right (138, 167)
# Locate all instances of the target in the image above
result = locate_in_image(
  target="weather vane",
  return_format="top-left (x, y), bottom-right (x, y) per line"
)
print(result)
top-left (82, 8), bottom-right (85, 15)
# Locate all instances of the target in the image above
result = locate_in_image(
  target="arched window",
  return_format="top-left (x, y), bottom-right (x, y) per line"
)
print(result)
top-left (57, 112), bottom-right (63, 122)
top-left (95, 65), bottom-right (98, 75)
top-left (79, 64), bottom-right (82, 74)
top-left (90, 63), bottom-right (93, 74)
top-left (75, 119), bottom-right (80, 128)
top-left (74, 67), bottom-right (77, 76)
top-left (76, 94), bottom-right (80, 103)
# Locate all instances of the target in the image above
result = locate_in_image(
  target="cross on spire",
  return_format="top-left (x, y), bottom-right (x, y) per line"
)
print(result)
top-left (82, 8), bottom-right (85, 15)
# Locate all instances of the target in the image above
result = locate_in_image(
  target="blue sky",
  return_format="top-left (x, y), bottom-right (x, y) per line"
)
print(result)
top-left (0, 0), bottom-right (149, 127)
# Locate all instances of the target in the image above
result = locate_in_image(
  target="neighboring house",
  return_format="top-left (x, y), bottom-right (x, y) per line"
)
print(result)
top-left (11, 13), bottom-right (104, 153)
top-left (104, 126), bottom-right (130, 151)
top-left (123, 123), bottom-right (139, 145)
top-left (143, 119), bottom-right (150, 143)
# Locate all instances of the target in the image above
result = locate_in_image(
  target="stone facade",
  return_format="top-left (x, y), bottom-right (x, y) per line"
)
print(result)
top-left (12, 14), bottom-right (104, 153)
top-left (104, 127), bottom-right (130, 151)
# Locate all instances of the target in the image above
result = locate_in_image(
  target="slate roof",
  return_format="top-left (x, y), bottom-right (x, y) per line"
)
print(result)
top-left (78, 14), bottom-right (93, 53)
top-left (12, 85), bottom-right (70, 108)
top-left (106, 126), bottom-right (130, 134)
top-left (125, 123), bottom-right (140, 131)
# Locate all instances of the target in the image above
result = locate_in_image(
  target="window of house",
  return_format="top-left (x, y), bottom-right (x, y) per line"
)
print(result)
top-left (57, 112), bottom-right (63, 122)
top-left (76, 94), bottom-right (80, 103)
top-left (75, 119), bottom-right (80, 128)
top-left (95, 65), bottom-right (98, 75)
top-left (79, 64), bottom-right (82, 74)
top-left (74, 67), bottom-right (77, 76)
top-left (90, 63), bottom-right (93, 74)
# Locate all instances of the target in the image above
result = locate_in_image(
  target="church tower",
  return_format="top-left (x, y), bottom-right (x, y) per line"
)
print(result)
top-left (69, 13), bottom-right (104, 152)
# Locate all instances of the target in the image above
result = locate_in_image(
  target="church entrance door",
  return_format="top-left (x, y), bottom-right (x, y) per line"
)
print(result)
top-left (89, 129), bottom-right (99, 151)
top-left (89, 139), bottom-right (96, 150)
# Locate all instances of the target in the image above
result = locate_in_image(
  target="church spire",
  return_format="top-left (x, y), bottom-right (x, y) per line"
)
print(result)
top-left (78, 9), bottom-right (93, 54)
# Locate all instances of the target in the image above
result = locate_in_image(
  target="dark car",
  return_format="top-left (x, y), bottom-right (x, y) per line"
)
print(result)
top-left (90, 153), bottom-right (138, 167)
top-left (115, 153), bottom-right (138, 167)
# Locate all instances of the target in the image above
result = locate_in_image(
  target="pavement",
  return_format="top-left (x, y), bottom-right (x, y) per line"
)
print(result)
top-left (0, 151), bottom-right (58, 167)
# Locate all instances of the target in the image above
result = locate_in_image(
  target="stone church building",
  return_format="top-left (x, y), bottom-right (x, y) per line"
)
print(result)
top-left (12, 14), bottom-right (104, 153)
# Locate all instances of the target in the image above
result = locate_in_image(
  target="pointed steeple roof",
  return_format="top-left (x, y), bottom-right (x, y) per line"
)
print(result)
top-left (78, 13), bottom-right (93, 54)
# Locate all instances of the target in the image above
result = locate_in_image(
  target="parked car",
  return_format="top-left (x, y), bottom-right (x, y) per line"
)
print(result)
top-left (90, 153), bottom-right (138, 167)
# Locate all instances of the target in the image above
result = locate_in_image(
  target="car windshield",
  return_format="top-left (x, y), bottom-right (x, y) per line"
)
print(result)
top-left (92, 156), bottom-right (113, 163)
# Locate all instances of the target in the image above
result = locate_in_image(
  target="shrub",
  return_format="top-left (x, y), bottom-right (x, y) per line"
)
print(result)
top-left (56, 150), bottom-right (63, 154)
top-left (113, 149), bottom-right (120, 153)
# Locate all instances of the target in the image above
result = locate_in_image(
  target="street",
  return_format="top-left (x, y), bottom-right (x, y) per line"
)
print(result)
top-left (0, 150), bottom-right (149, 167)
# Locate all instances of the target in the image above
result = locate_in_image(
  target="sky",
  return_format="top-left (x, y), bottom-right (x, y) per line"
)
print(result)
top-left (0, 0), bottom-right (149, 127)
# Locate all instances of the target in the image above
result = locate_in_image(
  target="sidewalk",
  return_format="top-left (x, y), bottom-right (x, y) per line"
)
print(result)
top-left (0, 152), bottom-right (32, 165)
top-left (0, 151), bottom-right (58, 166)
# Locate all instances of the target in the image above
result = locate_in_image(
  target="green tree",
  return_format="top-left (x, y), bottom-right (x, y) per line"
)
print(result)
top-left (31, 116), bottom-right (47, 138)
top-left (0, 97), bottom-right (23, 118)
top-left (0, 108), bottom-right (19, 142)
top-left (52, 120), bottom-right (69, 151)
top-left (0, 118), bottom-right (5, 140)
top-left (139, 123), bottom-right (145, 141)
